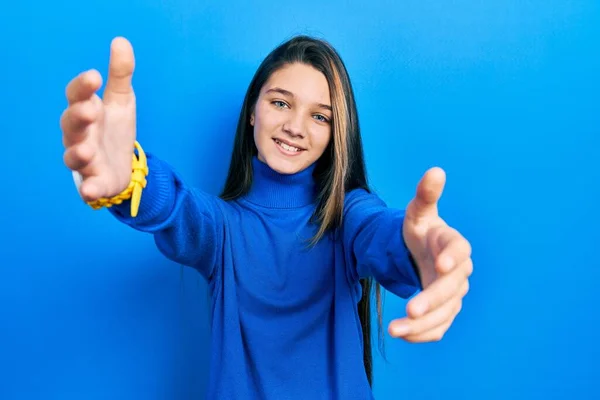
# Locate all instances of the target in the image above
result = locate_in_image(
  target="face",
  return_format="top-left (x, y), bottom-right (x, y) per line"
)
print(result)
top-left (251, 63), bottom-right (333, 175)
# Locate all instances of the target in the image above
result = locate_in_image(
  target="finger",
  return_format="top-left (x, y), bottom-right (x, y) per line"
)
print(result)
top-left (63, 140), bottom-right (97, 172)
top-left (458, 279), bottom-right (470, 299)
top-left (398, 282), bottom-right (468, 343)
top-left (406, 259), bottom-right (469, 317)
top-left (103, 36), bottom-right (135, 104)
top-left (60, 98), bottom-right (101, 146)
top-left (79, 175), bottom-right (109, 202)
top-left (401, 320), bottom-right (454, 343)
top-left (408, 167), bottom-right (446, 220)
top-left (389, 295), bottom-right (462, 339)
top-left (430, 228), bottom-right (472, 274)
top-left (65, 69), bottom-right (103, 105)
top-left (424, 225), bottom-right (451, 262)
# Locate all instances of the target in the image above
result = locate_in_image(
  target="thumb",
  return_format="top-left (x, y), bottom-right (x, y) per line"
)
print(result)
top-left (103, 36), bottom-right (135, 104)
top-left (408, 167), bottom-right (446, 219)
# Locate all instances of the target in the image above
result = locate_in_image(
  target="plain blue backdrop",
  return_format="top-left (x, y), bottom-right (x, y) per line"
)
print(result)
top-left (0, 1), bottom-right (598, 399)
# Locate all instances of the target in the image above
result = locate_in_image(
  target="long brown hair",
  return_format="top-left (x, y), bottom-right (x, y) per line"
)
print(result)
top-left (220, 35), bottom-right (384, 386)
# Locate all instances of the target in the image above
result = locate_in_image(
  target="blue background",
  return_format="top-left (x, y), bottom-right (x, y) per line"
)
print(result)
top-left (1, 1), bottom-right (598, 399)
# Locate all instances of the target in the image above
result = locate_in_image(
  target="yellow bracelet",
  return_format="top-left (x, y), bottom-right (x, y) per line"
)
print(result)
top-left (87, 141), bottom-right (149, 217)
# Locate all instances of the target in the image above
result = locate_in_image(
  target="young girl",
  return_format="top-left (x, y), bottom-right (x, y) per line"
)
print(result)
top-left (61, 35), bottom-right (472, 399)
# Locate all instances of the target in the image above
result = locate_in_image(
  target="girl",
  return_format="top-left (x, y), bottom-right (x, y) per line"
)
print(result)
top-left (61, 35), bottom-right (472, 399)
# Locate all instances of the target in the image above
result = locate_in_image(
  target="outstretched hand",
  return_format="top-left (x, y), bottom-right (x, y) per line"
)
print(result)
top-left (389, 167), bottom-right (473, 342)
top-left (60, 37), bottom-right (137, 202)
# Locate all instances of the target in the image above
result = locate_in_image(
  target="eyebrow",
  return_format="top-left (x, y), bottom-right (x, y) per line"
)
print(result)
top-left (266, 87), bottom-right (332, 112)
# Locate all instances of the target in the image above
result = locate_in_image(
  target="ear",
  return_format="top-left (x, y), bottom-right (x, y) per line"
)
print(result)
top-left (250, 112), bottom-right (255, 126)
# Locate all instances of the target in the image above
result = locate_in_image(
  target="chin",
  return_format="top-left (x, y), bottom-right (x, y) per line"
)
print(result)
top-left (262, 153), bottom-right (308, 175)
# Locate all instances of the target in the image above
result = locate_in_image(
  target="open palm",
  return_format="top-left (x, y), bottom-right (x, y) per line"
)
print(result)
top-left (390, 167), bottom-right (473, 342)
top-left (60, 37), bottom-right (137, 202)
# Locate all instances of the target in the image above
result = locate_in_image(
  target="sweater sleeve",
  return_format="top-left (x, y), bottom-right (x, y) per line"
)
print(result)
top-left (342, 188), bottom-right (422, 299)
top-left (107, 153), bottom-right (224, 281)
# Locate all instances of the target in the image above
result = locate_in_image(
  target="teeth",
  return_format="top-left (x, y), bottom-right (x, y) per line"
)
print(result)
top-left (276, 139), bottom-right (300, 152)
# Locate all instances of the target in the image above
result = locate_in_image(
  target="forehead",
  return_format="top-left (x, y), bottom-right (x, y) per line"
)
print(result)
top-left (263, 63), bottom-right (331, 105)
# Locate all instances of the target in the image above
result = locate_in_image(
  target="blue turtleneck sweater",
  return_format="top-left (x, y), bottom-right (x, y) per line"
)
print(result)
top-left (109, 154), bottom-right (421, 399)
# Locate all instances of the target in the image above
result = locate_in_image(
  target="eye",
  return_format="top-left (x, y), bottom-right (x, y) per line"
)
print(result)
top-left (272, 100), bottom-right (289, 109)
top-left (313, 114), bottom-right (330, 123)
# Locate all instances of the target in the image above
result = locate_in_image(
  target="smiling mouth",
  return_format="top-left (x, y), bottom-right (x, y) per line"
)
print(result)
top-left (273, 138), bottom-right (305, 153)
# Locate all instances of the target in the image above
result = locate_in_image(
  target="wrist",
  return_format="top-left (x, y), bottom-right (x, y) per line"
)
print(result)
top-left (76, 141), bottom-right (149, 217)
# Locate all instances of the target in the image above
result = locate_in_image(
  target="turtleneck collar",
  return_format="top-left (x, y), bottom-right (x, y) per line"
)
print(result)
top-left (242, 156), bottom-right (318, 209)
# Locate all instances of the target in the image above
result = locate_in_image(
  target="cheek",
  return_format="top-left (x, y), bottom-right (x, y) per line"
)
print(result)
top-left (253, 108), bottom-right (283, 157)
top-left (312, 127), bottom-right (332, 152)
top-left (254, 108), bottom-right (280, 137)
top-left (252, 111), bottom-right (267, 141)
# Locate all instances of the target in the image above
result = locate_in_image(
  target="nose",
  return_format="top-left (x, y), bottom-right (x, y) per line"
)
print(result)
top-left (283, 111), bottom-right (305, 138)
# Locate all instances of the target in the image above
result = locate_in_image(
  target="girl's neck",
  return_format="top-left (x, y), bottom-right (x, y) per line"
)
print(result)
top-left (243, 156), bottom-right (317, 208)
